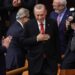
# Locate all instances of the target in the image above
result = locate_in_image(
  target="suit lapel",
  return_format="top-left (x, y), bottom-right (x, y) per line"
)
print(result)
top-left (16, 21), bottom-right (24, 29)
top-left (45, 19), bottom-right (50, 34)
top-left (33, 19), bottom-right (40, 34)
top-left (59, 9), bottom-right (70, 26)
top-left (32, 19), bottom-right (50, 34)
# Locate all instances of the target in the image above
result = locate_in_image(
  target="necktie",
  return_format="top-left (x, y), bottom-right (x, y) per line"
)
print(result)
top-left (57, 15), bottom-right (61, 26)
top-left (40, 22), bottom-right (45, 34)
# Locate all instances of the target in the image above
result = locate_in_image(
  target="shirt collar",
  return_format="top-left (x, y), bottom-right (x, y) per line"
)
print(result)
top-left (17, 20), bottom-right (24, 28)
top-left (59, 8), bottom-right (67, 15)
top-left (57, 8), bottom-right (67, 23)
top-left (37, 19), bottom-right (46, 25)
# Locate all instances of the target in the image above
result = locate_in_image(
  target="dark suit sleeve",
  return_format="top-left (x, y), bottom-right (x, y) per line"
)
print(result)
top-left (17, 29), bottom-right (38, 47)
top-left (15, 22), bottom-right (39, 47)
top-left (52, 19), bottom-right (61, 63)
top-left (0, 45), bottom-right (6, 55)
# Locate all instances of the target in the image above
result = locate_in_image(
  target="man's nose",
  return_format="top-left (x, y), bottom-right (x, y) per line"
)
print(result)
top-left (38, 16), bottom-right (42, 19)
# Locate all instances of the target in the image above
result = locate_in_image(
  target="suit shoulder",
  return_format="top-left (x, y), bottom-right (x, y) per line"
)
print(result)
top-left (24, 19), bottom-right (36, 27)
top-left (46, 18), bottom-right (58, 30)
top-left (47, 18), bottom-right (57, 24)
top-left (7, 22), bottom-right (22, 36)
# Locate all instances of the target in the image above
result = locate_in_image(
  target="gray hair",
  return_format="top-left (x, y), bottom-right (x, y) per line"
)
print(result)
top-left (60, 0), bottom-right (67, 5)
top-left (53, 0), bottom-right (67, 5)
top-left (34, 4), bottom-right (46, 11)
top-left (16, 8), bottom-right (29, 20)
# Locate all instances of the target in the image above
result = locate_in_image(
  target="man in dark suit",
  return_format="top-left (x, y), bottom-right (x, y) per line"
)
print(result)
top-left (61, 17), bottom-right (75, 69)
top-left (0, 36), bottom-right (12, 75)
top-left (0, 1), bottom-right (12, 74)
top-left (49, 0), bottom-right (72, 57)
top-left (20, 4), bottom-right (60, 75)
top-left (6, 8), bottom-right (29, 72)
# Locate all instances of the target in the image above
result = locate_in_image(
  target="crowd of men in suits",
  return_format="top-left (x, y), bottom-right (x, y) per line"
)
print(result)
top-left (0, 0), bottom-right (75, 75)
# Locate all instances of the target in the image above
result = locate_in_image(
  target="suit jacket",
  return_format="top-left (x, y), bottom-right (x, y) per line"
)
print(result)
top-left (20, 18), bottom-right (60, 74)
top-left (49, 9), bottom-right (72, 54)
top-left (49, 11), bottom-right (58, 21)
top-left (6, 21), bottom-right (26, 70)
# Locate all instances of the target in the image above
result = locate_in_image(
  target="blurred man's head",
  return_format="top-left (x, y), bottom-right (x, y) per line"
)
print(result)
top-left (34, 4), bottom-right (47, 22)
top-left (70, 7), bottom-right (75, 17)
top-left (53, 0), bottom-right (67, 13)
top-left (70, 17), bottom-right (75, 30)
top-left (16, 8), bottom-right (30, 24)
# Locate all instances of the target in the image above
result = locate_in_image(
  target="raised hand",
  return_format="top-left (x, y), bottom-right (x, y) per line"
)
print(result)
top-left (2, 36), bottom-right (12, 48)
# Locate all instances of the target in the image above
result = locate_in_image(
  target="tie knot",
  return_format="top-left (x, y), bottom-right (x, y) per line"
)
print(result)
top-left (40, 22), bottom-right (43, 25)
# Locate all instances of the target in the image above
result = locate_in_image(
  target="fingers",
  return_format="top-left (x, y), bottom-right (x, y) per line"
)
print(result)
top-left (2, 36), bottom-right (12, 48)
top-left (37, 33), bottom-right (50, 42)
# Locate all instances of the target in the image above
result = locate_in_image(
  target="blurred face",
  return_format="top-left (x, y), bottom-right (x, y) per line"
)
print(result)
top-left (34, 7), bottom-right (47, 22)
top-left (22, 16), bottom-right (29, 25)
top-left (53, 0), bottom-right (65, 13)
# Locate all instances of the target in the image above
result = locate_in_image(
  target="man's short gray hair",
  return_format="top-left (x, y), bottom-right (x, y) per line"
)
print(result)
top-left (53, 0), bottom-right (67, 5)
top-left (58, 0), bottom-right (67, 5)
top-left (60, 0), bottom-right (67, 5)
top-left (34, 4), bottom-right (46, 11)
top-left (16, 8), bottom-right (29, 20)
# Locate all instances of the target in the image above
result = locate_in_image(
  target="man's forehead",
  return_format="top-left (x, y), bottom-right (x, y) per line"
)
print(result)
top-left (34, 8), bottom-right (46, 13)
top-left (53, 0), bottom-right (63, 5)
top-left (53, 2), bottom-right (61, 5)
top-left (35, 7), bottom-right (45, 11)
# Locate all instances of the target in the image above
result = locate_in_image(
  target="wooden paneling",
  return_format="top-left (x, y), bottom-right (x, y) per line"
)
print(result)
top-left (60, 69), bottom-right (75, 75)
